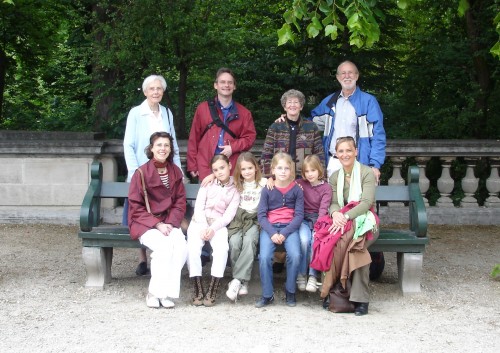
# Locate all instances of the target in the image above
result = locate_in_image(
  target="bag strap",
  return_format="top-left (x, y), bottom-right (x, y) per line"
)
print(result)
top-left (137, 168), bottom-right (151, 214)
top-left (200, 99), bottom-right (237, 140)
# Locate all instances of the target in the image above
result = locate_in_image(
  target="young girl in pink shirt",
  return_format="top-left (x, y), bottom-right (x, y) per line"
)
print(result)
top-left (187, 155), bottom-right (240, 307)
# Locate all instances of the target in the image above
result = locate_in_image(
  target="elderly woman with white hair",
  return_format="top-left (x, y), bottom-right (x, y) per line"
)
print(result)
top-left (123, 75), bottom-right (183, 276)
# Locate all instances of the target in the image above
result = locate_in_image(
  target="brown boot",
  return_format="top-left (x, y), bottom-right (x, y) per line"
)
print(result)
top-left (192, 276), bottom-right (204, 306)
top-left (203, 276), bottom-right (221, 307)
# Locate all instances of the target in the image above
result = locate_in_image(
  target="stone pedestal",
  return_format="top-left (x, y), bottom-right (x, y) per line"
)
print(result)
top-left (437, 157), bottom-right (455, 207)
top-left (485, 158), bottom-right (500, 208)
top-left (460, 158), bottom-right (479, 208)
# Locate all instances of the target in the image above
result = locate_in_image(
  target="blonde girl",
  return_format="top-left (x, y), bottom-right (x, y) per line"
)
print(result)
top-left (225, 152), bottom-right (267, 301)
top-left (255, 152), bottom-right (304, 308)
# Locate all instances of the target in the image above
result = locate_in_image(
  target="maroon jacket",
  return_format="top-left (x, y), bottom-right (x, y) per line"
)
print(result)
top-left (187, 97), bottom-right (256, 180)
top-left (128, 159), bottom-right (186, 240)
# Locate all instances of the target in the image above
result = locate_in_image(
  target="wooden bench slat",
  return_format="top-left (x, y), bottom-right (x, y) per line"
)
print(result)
top-left (375, 186), bottom-right (409, 202)
top-left (100, 183), bottom-right (130, 198)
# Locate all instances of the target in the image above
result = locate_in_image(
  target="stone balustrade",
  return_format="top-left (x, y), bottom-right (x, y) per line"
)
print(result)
top-left (0, 131), bottom-right (499, 225)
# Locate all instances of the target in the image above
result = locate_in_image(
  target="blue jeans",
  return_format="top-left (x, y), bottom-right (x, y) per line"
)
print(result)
top-left (259, 224), bottom-right (301, 298)
top-left (298, 221), bottom-right (319, 277)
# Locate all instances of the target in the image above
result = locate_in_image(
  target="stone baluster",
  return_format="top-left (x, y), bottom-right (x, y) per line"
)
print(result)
top-left (388, 157), bottom-right (405, 207)
top-left (415, 157), bottom-right (431, 206)
top-left (460, 158), bottom-right (479, 207)
top-left (485, 157), bottom-right (500, 207)
top-left (437, 157), bottom-right (456, 207)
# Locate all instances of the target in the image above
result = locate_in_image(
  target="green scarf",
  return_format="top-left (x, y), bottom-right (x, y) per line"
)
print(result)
top-left (337, 160), bottom-right (376, 239)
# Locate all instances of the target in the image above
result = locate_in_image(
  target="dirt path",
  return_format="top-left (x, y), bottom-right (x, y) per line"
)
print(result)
top-left (0, 224), bottom-right (499, 353)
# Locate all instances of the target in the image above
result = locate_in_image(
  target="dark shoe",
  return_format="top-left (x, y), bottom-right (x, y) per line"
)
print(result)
top-left (201, 252), bottom-right (211, 267)
top-left (285, 291), bottom-right (296, 307)
top-left (203, 276), bottom-right (221, 307)
top-left (135, 261), bottom-right (150, 276)
top-left (255, 295), bottom-right (275, 308)
top-left (272, 262), bottom-right (284, 273)
top-left (322, 297), bottom-right (330, 310)
top-left (192, 276), bottom-right (204, 306)
top-left (354, 302), bottom-right (369, 316)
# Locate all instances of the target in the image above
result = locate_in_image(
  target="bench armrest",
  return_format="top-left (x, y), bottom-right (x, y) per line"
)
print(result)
top-left (80, 161), bottom-right (103, 232)
top-left (407, 165), bottom-right (428, 237)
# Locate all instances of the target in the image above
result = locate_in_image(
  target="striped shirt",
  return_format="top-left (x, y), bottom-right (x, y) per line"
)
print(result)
top-left (159, 172), bottom-right (169, 189)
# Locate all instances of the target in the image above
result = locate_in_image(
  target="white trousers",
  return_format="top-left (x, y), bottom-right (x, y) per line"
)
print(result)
top-left (187, 221), bottom-right (229, 278)
top-left (139, 228), bottom-right (187, 299)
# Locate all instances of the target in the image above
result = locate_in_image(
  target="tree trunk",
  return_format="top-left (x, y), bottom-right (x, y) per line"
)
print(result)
top-left (91, 3), bottom-right (120, 133)
top-left (176, 60), bottom-right (189, 139)
top-left (464, 0), bottom-right (491, 138)
top-left (0, 48), bottom-right (7, 120)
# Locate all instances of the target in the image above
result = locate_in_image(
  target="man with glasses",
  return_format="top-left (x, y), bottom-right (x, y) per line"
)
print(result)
top-left (311, 60), bottom-right (386, 182)
top-left (312, 61), bottom-right (386, 284)
top-left (187, 67), bottom-right (256, 181)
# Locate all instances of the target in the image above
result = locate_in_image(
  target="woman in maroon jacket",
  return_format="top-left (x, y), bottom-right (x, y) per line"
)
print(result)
top-left (128, 131), bottom-right (187, 308)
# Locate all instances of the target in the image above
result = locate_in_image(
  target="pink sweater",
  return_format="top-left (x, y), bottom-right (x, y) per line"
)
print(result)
top-left (192, 176), bottom-right (241, 232)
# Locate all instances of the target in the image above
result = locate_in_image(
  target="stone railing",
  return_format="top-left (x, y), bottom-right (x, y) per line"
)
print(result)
top-left (0, 131), bottom-right (499, 225)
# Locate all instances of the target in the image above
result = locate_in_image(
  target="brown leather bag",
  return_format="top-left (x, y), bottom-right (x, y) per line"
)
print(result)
top-left (328, 280), bottom-right (355, 313)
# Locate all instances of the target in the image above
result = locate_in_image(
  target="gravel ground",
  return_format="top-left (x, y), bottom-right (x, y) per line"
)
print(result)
top-left (0, 223), bottom-right (499, 353)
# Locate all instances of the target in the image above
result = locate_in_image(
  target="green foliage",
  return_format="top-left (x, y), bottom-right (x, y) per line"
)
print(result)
top-left (380, 0), bottom-right (500, 139)
top-left (493, 11), bottom-right (500, 58)
top-left (0, 0), bottom-right (498, 141)
top-left (278, 0), bottom-right (385, 48)
top-left (492, 264), bottom-right (500, 279)
top-left (0, 0), bottom-right (92, 131)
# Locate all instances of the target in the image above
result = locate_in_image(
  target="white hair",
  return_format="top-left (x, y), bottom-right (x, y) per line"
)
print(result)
top-left (142, 75), bottom-right (167, 93)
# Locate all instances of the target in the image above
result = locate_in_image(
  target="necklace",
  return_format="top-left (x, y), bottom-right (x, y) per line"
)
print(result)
top-left (344, 170), bottom-right (352, 177)
top-left (149, 104), bottom-right (159, 113)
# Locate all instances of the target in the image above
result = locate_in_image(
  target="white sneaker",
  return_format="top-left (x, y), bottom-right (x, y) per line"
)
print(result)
top-left (296, 274), bottom-right (307, 291)
top-left (226, 279), bottom-right (242, 301)
top-left (146, 293), bottom-right (160, 308)
top-left (238, 281), bottom-right (248, 296)
top-left (306, 276), bottom-right (318, 293)
top-left (160, 297), bottom-right (175, 308)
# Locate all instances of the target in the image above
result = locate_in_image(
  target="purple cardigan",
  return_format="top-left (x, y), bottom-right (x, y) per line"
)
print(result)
top-left (296, 179), bottom-right (332, 219)
top-left (257, 182), bottom-right (304, 237)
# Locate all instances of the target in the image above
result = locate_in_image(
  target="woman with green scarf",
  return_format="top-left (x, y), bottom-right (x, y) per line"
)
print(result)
top-left (322, 136), bottom-right (379, 316)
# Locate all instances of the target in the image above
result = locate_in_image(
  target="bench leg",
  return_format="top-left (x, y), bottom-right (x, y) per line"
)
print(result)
top-left (103, 247), bottom-right (113, 284)
top-left (397, 252), bottom-right (423, 295)
top-left (82, 247), bottom-right (113, 289)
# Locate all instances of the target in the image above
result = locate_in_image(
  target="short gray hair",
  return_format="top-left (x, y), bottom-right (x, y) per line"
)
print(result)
top-left (142, 75), bottom-right (167, 93)
top-left (280, 89), bottom-right (305, 109)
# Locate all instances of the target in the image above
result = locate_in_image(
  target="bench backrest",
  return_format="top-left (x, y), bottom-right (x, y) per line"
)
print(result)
top-left (82, 161), bottom-right (426, 237)
top-left (99, 181), bottom-right (199, 201)
top-left (375, 186), bottom-right (409, 202)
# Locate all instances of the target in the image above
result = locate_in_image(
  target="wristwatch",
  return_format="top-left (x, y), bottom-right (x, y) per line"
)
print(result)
top-left (344, 214), bottom-right (350, 220)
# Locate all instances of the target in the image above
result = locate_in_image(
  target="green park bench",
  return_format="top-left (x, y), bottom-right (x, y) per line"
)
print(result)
top-left (78, 161), bottom-right (428, 295)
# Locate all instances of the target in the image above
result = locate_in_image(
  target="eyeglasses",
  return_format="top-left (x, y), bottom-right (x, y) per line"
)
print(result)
top-left (217, 80), bottom-right (234, 85)
top-left (337, 71), bottom-right (358, 77)
top-left (148, 87), bottom-right (163, 92)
